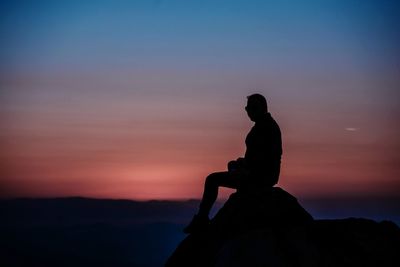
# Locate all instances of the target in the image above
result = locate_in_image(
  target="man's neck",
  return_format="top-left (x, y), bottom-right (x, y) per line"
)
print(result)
top-left (254, 112), bottom-right (270, 123)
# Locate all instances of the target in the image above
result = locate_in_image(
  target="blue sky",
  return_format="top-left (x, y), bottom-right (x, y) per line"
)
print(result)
top-left (1, 0), bottom-right (399, 71)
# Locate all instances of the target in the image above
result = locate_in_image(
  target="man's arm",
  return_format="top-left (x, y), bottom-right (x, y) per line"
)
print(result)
top-left (227, 157), bottom-right (248, 172)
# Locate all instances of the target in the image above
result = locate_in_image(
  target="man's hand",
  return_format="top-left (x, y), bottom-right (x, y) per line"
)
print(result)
top-left (227, 157), bottom-right (246, 172)
top-left (236, 157), bottom-right (245, 166)
top-left (227, 160), bottom-right (238, 172)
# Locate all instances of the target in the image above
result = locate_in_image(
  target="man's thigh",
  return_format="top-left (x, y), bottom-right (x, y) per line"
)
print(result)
top-left (208, 171), bottom-right (241, 189)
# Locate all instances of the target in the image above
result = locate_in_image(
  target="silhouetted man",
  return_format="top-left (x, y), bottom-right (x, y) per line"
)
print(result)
top-left (184, 93), bottom-right (282, 233)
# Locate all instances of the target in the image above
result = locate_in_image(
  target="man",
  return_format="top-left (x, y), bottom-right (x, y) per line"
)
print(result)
top-left (184, 93), bottom-right (282, 233)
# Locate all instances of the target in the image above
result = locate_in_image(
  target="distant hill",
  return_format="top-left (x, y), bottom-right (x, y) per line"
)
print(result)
top-left (1, 195), bottom-right (399, 225)
top-left (0, 197), bottom-right (201, 226)
top-left (0, 197), bottom-right (197, 267)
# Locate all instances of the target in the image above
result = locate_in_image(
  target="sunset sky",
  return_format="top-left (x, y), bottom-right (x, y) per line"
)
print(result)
top-left (1, 0), bottom-right (399, 200)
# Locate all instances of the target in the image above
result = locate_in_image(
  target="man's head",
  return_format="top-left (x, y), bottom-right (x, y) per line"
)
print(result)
top-left (245, 93), bottom-right (268, 122)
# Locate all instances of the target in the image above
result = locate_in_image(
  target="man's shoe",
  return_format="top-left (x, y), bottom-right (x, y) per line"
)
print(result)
top-left (183, 214), bottom-right (209, 234)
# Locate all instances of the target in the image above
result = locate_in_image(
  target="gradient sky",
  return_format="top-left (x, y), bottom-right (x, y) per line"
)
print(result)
top-left (1, 0), bottom-right (399, 200)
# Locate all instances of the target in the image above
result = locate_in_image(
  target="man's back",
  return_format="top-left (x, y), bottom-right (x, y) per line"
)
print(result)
top-left (244, 112), bottom-right (282, 187)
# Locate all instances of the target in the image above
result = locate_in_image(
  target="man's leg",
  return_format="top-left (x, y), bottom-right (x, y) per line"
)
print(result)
top-left (184, 171), bottom-right (239, 233)
top-left (198, 171), bottom-right (238, 218)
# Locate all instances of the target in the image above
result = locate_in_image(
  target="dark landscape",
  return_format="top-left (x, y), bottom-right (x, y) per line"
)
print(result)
top-left (1, 195), bottom-right (399, 267)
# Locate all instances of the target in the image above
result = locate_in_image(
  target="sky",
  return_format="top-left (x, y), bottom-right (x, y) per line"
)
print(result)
top-left (1, 0), bottom-right (399, 200)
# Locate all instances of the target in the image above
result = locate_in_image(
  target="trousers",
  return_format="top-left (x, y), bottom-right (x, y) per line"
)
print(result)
top-left (198, 171), bottom-right (242, 217)
top-left (198, 166), bottom-right (280, 217)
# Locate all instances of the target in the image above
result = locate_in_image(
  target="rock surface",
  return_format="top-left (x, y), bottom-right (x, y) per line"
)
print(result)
top-left (166, 187), bottom-right (400, 267)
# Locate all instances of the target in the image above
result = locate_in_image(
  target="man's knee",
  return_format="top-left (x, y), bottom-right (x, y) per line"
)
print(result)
top-left (205, 172), bottom-right (221, 187)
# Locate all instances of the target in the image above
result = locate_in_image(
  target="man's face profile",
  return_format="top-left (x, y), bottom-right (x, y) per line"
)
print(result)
top-left (245, 99), bottom-right (263, 122)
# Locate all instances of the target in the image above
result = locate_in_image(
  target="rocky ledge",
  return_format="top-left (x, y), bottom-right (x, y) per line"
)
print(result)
top-left (166, 187), bottom-right (400, 267)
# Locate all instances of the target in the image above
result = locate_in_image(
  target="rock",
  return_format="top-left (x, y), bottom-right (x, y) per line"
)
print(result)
top-left (165, 187), bottom-right (400, 267)
top-left (214, 219), bottom-right (400, 267)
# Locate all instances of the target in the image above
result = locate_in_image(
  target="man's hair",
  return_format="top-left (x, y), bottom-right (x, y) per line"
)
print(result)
top-left (247, 93), bottom-right (268, 111)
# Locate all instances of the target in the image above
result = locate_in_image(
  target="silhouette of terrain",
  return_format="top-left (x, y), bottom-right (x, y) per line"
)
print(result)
top-left (1, 196), bottom-right (399, 267)
top-left (0, 198), bottom-right (196, 267)
top-left (166, 188), bottom-right (400, 267)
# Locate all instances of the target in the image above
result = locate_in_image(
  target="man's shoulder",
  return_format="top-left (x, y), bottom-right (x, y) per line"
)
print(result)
top-left (259, 114), bottom-right (280, 128)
